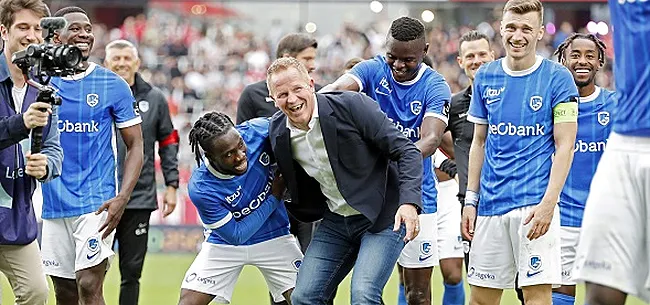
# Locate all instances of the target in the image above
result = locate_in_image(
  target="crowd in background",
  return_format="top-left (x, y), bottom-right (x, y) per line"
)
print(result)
top-left (85, 8), bottom-right (614, 221)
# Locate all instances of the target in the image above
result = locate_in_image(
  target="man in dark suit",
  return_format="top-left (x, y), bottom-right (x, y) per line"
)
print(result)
top-left (266, 57), bottom-right (423, 305)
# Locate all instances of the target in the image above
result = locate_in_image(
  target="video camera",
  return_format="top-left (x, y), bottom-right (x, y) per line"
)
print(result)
top-left (10, 17), bottom-right (83, 153)
top-left (12, 17), bottom-right (82, 83)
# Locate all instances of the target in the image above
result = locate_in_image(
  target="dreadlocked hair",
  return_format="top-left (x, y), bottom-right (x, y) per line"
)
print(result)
top-left (389, 17), bottom-right (425, 42)
top-left (188, 112), bottom-right (235, 167)
top-left (554, 33), bottom-right (607, 67)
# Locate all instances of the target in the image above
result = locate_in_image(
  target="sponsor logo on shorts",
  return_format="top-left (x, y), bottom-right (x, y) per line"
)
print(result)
top-left (583, 260), bottom-right (612, 271)
top-left (526, 255), bottom-right (543, 277)
top-left (467, 267), bottom-right (495, 280)
top-left (418, 241), bottom-right (434, 262)
top-left (562, 269), bottom-right (571, 278)
top-left (43, 259), bottom-right (60, 267)
top-left (292, 259), bottom-right (302, 270)
top-left (86, 237), bottom-right (100, 260)
top-left (185, 272), bottom-right (216, 286)
top-left (185, 272), bottom-right (197, 282)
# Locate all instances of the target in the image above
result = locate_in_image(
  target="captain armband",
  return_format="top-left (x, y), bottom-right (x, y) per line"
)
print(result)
top-left (553, 98), bottom-right (578, 124)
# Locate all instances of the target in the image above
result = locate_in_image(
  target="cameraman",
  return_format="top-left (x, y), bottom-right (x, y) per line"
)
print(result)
top-left (104, 39), bottom-right (179, 305)
top-left (0, 0), bottom-right (62, 304)
top-left (39, 6), bottom-right (144, 305)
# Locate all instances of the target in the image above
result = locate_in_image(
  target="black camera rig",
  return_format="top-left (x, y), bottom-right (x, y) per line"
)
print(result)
top-left (11, 17), bottom-right (82, 153)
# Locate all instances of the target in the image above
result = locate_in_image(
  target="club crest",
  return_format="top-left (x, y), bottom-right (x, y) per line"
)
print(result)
top-left (139, 100), bottom-right (150, 113)
top-left (529, 255), bottom-right (542, 270)
top-left (598, 111), bottom-right (610, 126)
top-left (410, 100), bottom-right (422, 115)
top-left (86, 93), bottom-right (99, 107)
top-left (529, 96), bottom-right (542, 112)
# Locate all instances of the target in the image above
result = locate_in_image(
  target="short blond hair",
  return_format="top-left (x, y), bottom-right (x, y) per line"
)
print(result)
top-left (105, 39), bottom-right (138, 58)
top-left (266, 57), bottom-right (310, 95)
top-left (503, 0), bottom-right (543, 25)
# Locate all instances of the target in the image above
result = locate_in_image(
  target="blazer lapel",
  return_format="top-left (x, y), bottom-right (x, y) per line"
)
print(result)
top-left (273, 115), bottom-right (298, 191)
top-left (317, 95), bottom-right (340, 172)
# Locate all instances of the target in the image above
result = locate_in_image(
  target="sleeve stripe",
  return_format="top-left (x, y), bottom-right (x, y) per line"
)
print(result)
top-left (347, 73), bottom-right (364, 92)
top-left (424, 112), bottom-right (449, 125)
top-left (116, 117), bottom-right (142, 129)
top-left (204, 212), bottom-right (233, 229)
top-left (467, 115), bottom-right (488, 125)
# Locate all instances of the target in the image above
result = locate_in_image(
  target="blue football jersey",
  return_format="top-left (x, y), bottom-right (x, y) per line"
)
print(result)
top-left (609, 0), bottom-right (650, 137)
top-left (42, 63), bottom-right (141, 219)
top-left (188, 118), bottom-right (290, 246)
top-left (468, 56), bottom-right (579, 216)
top-left (349, 55), bottom-right (451, 213)
top-left (560, 87), bottom-right (616, 227)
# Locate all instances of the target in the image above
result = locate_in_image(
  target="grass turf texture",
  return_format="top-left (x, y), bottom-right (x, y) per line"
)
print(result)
top-left (1, 253), bottom-right (646, 305)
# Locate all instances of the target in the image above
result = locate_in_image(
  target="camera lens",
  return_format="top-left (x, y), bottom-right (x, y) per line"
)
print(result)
top-left (26, 44), bottom-right (44, 57)
top-left (61, 46), bottom-right (82, 68)
top-left (51, 45), bottom-right (81, 69)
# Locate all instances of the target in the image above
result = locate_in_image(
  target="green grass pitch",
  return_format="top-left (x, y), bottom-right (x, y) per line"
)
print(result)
top-left (1, 253), bottom-right (646, 304)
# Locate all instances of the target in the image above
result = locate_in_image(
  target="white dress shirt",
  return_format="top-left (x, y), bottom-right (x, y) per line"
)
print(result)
top-left (287, 97), bottom-right (360, 216)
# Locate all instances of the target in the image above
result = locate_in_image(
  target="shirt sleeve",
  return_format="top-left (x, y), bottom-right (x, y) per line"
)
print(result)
top-left (189, 180), bottom-right (282, 245)
top-left (40, 106), bottom-right (63, 182)
top-left (111, 77), bottom-right (142, 129)
top-left (0, 114), bottom-right (29, 150)
top-left (348, 59), bottom-right (376, 92)
top-left (467, 68), bottom-right (488, 125)
top-left (552, 67), bottom-right (580, 108)
top-left (424, 76), bottom-right (452, 125)
top-left (236, 84), bottom-right (256, 124)
top-left (154, 90), bottom-right (179, 188)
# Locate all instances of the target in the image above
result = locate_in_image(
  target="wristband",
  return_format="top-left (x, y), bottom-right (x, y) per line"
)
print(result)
top-left (464, 190), bottom-right (479, 207)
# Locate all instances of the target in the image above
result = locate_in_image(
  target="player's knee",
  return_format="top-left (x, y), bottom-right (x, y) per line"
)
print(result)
top-left (52, 277), bottom-right (78, 302)
top-left (443, 270), bottom-right (463, 285)
top-left (350, 281), bottom-right (384, 304)
top-left (76, 274), bottom-right (102, 299)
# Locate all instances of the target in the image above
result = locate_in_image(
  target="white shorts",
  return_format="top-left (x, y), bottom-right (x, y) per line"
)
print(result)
top-left (181, 235), bottom-right (303, 304)
top-left (398, 213), bottom-right (439, 268)
top-left (436, 180), bottom-right (464, 260)
top-left (468, 205), bottom-right (561, 289)
top-left (573, 133), bottom-right (650, 302)
top-left (41, 212), bottom-right (115, 279)
top-left (560, 226), bottom-right (580, 285)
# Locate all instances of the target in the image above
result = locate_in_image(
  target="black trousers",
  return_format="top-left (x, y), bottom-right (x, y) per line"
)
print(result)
top-left (114, 209), bottom-right (152, 305)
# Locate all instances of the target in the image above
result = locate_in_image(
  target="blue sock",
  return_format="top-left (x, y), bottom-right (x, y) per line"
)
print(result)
top-left (443, 280), bottom-right (466, 305)
top-left (397, 282), bottom-right (407, 305)
top-left (552, 292), bottom-right (576, 305)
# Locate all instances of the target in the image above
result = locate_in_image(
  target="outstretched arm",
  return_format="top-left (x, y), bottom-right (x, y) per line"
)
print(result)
top-left (318, 74), bottom-right (360, 93)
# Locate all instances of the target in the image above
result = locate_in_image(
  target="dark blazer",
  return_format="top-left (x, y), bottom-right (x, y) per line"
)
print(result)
top-left (269, 91), bottom-right (423, 232)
